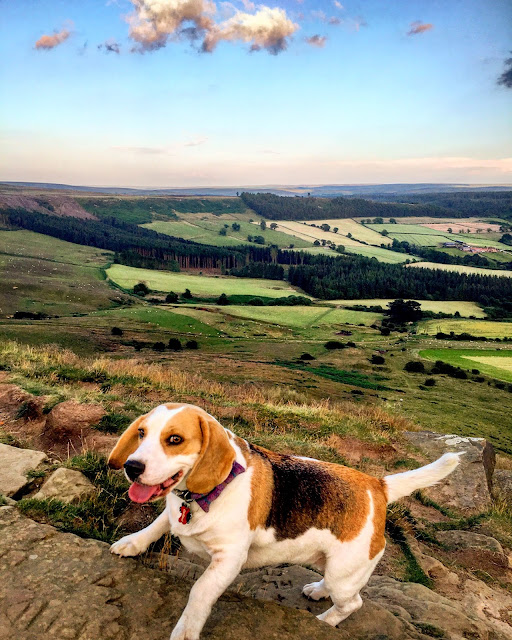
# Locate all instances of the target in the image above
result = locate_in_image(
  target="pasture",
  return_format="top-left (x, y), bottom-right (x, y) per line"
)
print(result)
top-left (406, 261), bottom-right (512, 278)
top-left (420, 319), bottom-right (512, 338)
top-left (0, 230), bottom-right (121, 316)
top-left (211, 305), bottom-right (382, 328)
top-left (306, 219), bottom-right (392, 245)
top-left (388, 233), bottom-right (449, 247)
top-left (143, 218), bottom-right (312, 249)
top-left (422, 222), bottom-right (502, 234)
top-left (343, 245), bottom-right (413, 263)
top-left (419, 348), bottom-right (512, 383)
top-left (333, 299), bottom-right (485, 317)
top-left (106, 264), bottom-right (306, 298)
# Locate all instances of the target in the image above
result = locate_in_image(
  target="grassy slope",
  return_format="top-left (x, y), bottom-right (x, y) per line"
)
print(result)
top-left (106, 264), bottom-right (306, 298)
top-left (0, 230), bottom-right (122, 316)
top-left (420, 319), bottom-right (512, 338)
top-left (406, 261), bottom-right (512, 278)
top-left (143, 219), bottom-right (312, 248)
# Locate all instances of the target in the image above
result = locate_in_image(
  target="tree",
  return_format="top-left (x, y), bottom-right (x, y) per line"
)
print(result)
top-left (166, 291), bottom-right (179, 303)
top-left (373, 217), bottom-right (384, 224)
top-left (133, 282), bottom-right (149, 296)
top-left (216, 293), bottom-right (230, 305)
top-left (231, 222), bottom-right (241, 231)
top-left (447, 227), bottom-right (453, 234)
top-left (313, 240), bottom-right (321, 246)
top-left (270, 223), bottom-right (278, 230)
top-left (219, 227), bottom-right (227, 236)
top-left (389, 218), bottom-right (397, 224)
top-left (248, 297), bottom-right (264, 306)
top-left (404, 361), bottom-right (425, 373)
top-left (386, 299), bottom-right (422, 323)
top-left (168, 338), bottom-right (182, 351)
top-left (111, 327), bottom-right (123, 336)
top-left (260, 220), bottom-right (267, 231)
top-left (182, 288), bottom-right (193, 299)
top-left (185, 340), bottom-right (199, 349)
top-left (347, 232), bottom-right (352, 238)
top-left (252, 235), bottom-right (265, 244)
top-left (333, 227), bottom-right (338, 233)
top-left (335, 245), bottom-right (345, 253)
top-left (153, 341), bottom-right (166, 352)
top-left (370, 354), bottom-right (385, 365)
top-left (381, 230), bottom-right (389, 237)
top-left (320, 223), bottom-right (330, 232)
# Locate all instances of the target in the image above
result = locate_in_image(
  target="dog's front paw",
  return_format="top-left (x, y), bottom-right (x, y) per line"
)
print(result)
top-left (303, 580), bottom-right (329, 601)
top-left (170, 620), bottom-right (199, 640)
top-left (110, 533), bottom-right (148, 557)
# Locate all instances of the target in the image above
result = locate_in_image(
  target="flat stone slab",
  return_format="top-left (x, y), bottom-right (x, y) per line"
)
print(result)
top-left (404, 431), bottom-right (495, 513)
top-left (436, 530), bottom-right (504, 555)
top-left (33, 468), bottom-right (96, 503)
top-left (0, 444), bottom-right (47, 497)
top-left (0, 508), bottom-right (352, 640)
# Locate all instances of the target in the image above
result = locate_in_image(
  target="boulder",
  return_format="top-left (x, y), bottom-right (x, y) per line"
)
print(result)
top-left (32, 468), bottom-right (96, 503)
top-left (364, 575), bottom-right (493, 640)
top-left (0, 444), bottom-right (47, 497)
top-left (404, 431), bottom-right (495, 513)
top-left (436, 530), bottom-right (504, 555)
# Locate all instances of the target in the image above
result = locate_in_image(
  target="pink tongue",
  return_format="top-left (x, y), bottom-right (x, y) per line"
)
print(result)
top-left (128, 482), bottom-right (160, 503)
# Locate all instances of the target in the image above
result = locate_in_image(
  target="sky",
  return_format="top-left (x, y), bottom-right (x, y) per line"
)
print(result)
top-left (0, 0), bottom-right (511, 187)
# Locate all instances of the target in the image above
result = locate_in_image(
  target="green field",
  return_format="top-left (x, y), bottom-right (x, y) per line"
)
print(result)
top-left (143, 218), bottom-right (312, 249)
top-left (344, 245), bottom-right (414, 263)
top-left (91, 307), bottom-right (220, 336)
top-left (406, 261), bottom-right (512, 278)
top-left (389, 233), bottom-right (450, 247)
top-left (206, 305), bottom-right (381, 328)
top-left (333, 299), bottom-right (485, 317)
top-left (419, 348), bottom-right (512, 383)
top-left (106, 264), bottom-right (306, 298)
top-left (420, 319), bottom-right (512, 338)
top-left (0, 230), bottom-right (121, 316)
top-left (307, 219), bottom-right (391, 245)
top-left (367, 223), bottom-right (448, 235)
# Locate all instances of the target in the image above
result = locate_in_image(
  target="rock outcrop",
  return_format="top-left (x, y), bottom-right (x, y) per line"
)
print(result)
top-left (404, 431), bottom-right (495, 512)
top-left (0, 444), bottom-right (47, 497)
top-left (32, 467), bottom-right (96, 503)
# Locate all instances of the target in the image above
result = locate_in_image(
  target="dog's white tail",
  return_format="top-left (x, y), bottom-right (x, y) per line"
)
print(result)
top-left (383, 453), bottom-right (461, 504)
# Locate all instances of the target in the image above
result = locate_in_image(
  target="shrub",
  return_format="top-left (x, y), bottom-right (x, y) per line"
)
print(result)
top-left (111, 327), bottom-right (123, 336)
top-left (370, 355), bottom-right (385, 365)
top-left (216, 293), bottom-right (230, 305)
top-left (248, 297), bottom-right (264, 306)
top-left (380, 327), bottom-right (391, 336)
top-left (185, 340), bottom-right (198, 349)
top-left (404, 361), bottom-right (425, 373)
top-left (424, 378), bottom-right (436, 387)
top-left (168, 338), bottom-right (182, 351)
top-left (299, 353), bottom-right (315, 361)
top-left (182, 288), bottom-right (193, 299)
top-left (346, 341), bottom-right (356, 348)
top-left (133, 282), bottom-right (149, 296)
top-left (166, 292), bottom-right (179, 303)
top-left (153, 341), bottom-right (166, 352)
top-left (324, 341), bottom-right (346, 350)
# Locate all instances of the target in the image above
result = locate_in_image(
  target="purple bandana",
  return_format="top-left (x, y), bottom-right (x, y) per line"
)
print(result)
top-left (187, 461), bottom-right (246, 512)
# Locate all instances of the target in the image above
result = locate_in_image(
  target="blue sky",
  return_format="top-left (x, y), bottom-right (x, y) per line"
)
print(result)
top-left (0, 0), bottom-right (511, 186)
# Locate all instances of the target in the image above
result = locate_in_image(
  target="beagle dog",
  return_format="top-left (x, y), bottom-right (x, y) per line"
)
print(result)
top-left (108, 403), bottom-right (460, 640)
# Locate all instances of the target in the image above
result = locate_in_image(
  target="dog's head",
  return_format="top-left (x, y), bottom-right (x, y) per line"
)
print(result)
top-left (108, 404), bottom-right (235, 503)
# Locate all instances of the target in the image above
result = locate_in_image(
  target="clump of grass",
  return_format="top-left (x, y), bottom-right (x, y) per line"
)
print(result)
top-left (386, 503), bottom-right (433, 588)
top-left (19, 452), bottom-right (136, 543)
top-left (26, 469), bottom-right (46, 479)
top-left (0, 495), bottom-right (8, 506)
top-left (412, 622), bottom-right (445, 638)
top-left (95, 412), bottom-right (132, 433)
top-left (413, 490), bottom-right (457, 518)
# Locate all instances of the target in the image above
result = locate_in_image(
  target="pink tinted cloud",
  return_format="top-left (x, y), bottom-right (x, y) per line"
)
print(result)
top-left (407, 21), bottom-right (433, 36)
top-left (35, 28), bottom-right (71, 50)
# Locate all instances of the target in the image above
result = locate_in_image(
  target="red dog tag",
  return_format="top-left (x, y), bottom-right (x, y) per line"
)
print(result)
top-left (179, 503), bottom-right (191, 524)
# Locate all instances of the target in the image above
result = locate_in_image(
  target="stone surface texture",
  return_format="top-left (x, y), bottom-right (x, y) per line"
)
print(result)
top-left (32, 467), bottom-right (96, 503)
top-left (404, 431), bottom-right (495, 512)
top-left (0, 443), bottom-right (47, 497)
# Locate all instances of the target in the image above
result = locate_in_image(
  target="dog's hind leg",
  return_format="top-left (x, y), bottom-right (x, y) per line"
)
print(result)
top-left (316, 549), bottom-right (384, 627)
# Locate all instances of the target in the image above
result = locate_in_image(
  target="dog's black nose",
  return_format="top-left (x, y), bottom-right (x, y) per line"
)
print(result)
top-left (124, 459), bottom-right (145, 481)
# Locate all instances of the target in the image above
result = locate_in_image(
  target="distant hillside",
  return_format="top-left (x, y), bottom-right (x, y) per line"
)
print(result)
top-left (2, 181), bottom-right (511, 197)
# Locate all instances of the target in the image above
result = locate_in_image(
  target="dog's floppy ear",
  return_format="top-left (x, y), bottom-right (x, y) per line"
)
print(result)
top-left (108, 416), bottom-right (144, 469)
top-left (186, 411), bottom-right (235, 495)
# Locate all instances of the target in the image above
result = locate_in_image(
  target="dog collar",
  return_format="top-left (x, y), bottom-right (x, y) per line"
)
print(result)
top-left (174, 460), bottom-right (246, 514)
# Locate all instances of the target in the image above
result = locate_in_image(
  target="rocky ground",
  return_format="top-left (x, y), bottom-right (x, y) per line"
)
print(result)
top-left (1, 381), bottom-right (512, 639)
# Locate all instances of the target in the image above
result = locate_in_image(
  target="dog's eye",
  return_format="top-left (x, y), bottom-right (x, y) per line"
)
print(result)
top-left (138, 429), bottom-right (144, 439)
top-left (167, 435), bottom-right (183, 445)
